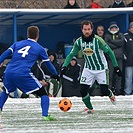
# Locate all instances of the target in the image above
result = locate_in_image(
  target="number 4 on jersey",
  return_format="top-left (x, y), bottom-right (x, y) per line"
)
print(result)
top-left (18, 46), bottom-right (31, 57)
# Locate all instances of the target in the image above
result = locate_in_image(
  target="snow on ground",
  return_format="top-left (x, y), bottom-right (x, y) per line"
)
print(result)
top-left (0, 95), bottom-right (133, 133)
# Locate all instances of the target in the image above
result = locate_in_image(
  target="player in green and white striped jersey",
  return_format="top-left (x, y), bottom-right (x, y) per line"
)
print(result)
top-left (61, 20), bottom-right (122, 114)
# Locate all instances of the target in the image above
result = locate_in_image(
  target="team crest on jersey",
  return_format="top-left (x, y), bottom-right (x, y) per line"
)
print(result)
top-left (83, 48), bottom-right (94, 56)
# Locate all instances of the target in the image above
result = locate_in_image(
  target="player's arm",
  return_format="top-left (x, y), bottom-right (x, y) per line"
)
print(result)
top-left (63, 43), bottom-right (80, 67)
top-left (103, 45), bottom-right (118, 67)
top-left (100, 42), bottom-right (122, 77)
top-left (39, 48), bottom-right (58, 76)
top-left (43, 61), bottom-right (58, 76)
top-left (97, 36), bottom-right (118, 67)
top-left (0, 48), bottom-right (13, 64)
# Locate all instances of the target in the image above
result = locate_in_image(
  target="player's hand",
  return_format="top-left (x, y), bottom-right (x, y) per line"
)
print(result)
top-left (52, 75), bottom-right (60, 81)
top-left (40, 80), bottom-right (48, 87)
top-left (0, 63), bottom-right (3, 67)
top-left (60, 66), bottom-right (68, 77)
top-left (114, 66), bottom-right (122, 77)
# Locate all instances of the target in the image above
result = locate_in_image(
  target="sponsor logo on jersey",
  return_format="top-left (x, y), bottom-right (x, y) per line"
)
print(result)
top-left (83, 48), bottom-right (94, 56)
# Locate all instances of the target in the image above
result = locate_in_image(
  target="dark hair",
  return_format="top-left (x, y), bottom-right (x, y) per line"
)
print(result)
top-left (64, 0), bottom-right (80, 9)
top-left (81, 20), bottom-right (93, 29)
top-left (97, 25), bottom-right (104, 31)
top-left (27, 26), bottom-right (39, 39)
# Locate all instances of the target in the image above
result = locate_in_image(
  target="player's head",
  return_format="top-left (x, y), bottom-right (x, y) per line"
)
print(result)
top-left (27, 26), bottom-right (39, 41)
top-left (81, 20), bottom-right (93, 38)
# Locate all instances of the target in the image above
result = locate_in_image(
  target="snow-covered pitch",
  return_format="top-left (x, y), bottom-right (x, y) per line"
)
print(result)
top-left (0, 96), bottom-right (133, 133)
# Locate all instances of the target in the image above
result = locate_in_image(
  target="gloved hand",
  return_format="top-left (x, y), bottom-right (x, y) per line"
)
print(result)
top-left (114, 66), bottom-right (122, 77)
top-left (51, 75), bottom-right (60, 81)
top-left (60, 66), bottom-right (68, 76)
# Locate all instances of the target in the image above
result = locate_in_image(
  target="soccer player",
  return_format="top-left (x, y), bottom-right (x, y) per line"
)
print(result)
top-left (0, 26), bottom-right (59, 125)
top-left (61, 20), bottom-right (122, 113)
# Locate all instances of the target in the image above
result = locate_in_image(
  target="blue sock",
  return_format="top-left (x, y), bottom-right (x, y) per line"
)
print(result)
top-left (0, 91), bottom-right (8, 111)
top-left (41, 95), bottom-right (50, 117)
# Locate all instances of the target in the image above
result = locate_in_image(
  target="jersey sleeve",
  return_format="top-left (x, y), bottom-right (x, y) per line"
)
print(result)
top-left (39, 47), bottom-right (58, 76)
top-left (98, 38), bottom-right (118, 67)
top-left (39, 47), bottom-right (50, 62)
top-left (0, 47), bottom-right (13, 64)
top-left (63, 42), bottom-right (80, 67)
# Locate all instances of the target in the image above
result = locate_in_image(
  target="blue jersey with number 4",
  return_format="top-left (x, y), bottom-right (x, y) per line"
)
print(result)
top-left (1, 39), bottom-right (50, 74)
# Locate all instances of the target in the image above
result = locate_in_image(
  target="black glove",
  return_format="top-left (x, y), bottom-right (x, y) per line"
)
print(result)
top-left (114, 66), bottom-right (122, 77)
top-left (51, 75), bottom-right (60, 81)
top-left (60, 66), bottom-right (68, 76)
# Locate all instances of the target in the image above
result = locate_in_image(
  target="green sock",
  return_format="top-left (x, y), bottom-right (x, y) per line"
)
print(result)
top-left (82, 93), bottom-right (93, 110)
top-left (108, 89), bottom-right (113, 97)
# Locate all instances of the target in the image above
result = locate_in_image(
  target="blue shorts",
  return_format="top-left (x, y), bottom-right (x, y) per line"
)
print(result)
top-left (3, 72), bottom-right (42, 94)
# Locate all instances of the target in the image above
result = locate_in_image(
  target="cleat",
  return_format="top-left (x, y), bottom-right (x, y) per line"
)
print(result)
top-left (42, 115), bottom-right (57, 121)
top-left (87, 109), bottom-right (94, 114)
top-left (83, 108), bottom-right (89, 112)
top-left (109, 95), bottom-right (116, 105)
top-left (83, 108), bottom-right (94, 114)
top-left (109, 90), bottom-right (116, 105)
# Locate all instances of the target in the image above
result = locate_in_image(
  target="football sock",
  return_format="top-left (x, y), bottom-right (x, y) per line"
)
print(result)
top-left (108, 89), bottom-right (113, 97)
top-left (41, 95), bottom-right (50, 117)
top-left (0, 90), bottom-right (8, 111)
top-left (82, 93), bottom-right (93, 110)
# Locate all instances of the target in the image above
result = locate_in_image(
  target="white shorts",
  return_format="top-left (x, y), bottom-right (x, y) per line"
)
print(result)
top-left (80, 68), bottom-right (109, 86)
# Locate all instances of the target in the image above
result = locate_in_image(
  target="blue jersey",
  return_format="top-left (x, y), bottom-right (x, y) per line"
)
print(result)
top-left (0, 39), bottom-right (58, 94)
top-left (5, 39), bottom-right (49, 73)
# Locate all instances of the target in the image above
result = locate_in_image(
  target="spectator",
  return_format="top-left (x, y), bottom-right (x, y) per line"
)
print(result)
top-left (56, 41), bottom-right (66, 59)
top-left (61, 57), bottom-right (81, 97)
top-left (96, 25), bottom-right (105, 39)
top-left (123, 22), bottom-right (133, 95)
top-left (87, 0), bottom-right (102, 8)
top-left (104, 21), bottom-right (124, 95)
top-left (108, 0), bottom-right (126, 8)
top-left (127, 2), bottom-right (133, 23)
top-left (41, 50), bottom-right (61, 97)
top-left (64, 0), bottom-right (80, 9)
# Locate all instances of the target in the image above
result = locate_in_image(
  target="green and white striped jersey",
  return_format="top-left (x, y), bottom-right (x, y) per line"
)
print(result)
top-left (76, 35), bottom-right (108, 70)
top-left (63, 34), bottom-right (118, 70)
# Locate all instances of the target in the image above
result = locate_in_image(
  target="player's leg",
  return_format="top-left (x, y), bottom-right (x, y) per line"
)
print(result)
top-left (100, 84), bottom-right (116, 104)
top-left (16, 73), bottom-right (57, 120)
top-left (16, 73), bottom-right (56, 121)
top-left (33, 87), bottom-right (49, 116)
top-left (80, 84), bottom-right (94, 113)
top-left (0, 73), bottom-right (17, 128)
top-left (0, 87), bottom-right (8, 129)
top-left (96, 69), bottom-right (116, 104)
top-left (0, 87), bottom-right (9, 129)
top-left (80, 68), bottom-right (95, 113)
top-left (0, 88), bottom-right (8, 111)
top-left (0, 72), bottom-right (17, 111)
top-left (33, 87), bottom-right (56, 121)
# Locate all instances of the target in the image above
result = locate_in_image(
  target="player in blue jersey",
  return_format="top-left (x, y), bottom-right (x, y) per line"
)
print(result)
top-left (0, 26), bottom-right (59, 124)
